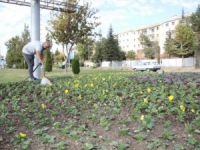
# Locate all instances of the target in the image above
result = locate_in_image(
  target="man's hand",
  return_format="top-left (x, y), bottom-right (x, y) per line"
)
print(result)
top-left (35, 51), bottom-right (44, 64)
top-left (40, 64), bottom-right (44, 70)
top-left (39, 62), bottom-right (43, 66)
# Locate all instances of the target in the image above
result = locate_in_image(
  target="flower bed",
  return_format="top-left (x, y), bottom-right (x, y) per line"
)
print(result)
top-left (0, 71), bottom-right (199, 149)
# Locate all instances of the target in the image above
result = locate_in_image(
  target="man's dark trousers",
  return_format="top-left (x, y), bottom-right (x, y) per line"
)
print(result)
top-left (23, 53), bottom-right (35, 79)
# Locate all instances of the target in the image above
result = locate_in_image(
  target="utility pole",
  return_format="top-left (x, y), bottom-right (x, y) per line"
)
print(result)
top-left (31, 0), bottom-right (41, 78)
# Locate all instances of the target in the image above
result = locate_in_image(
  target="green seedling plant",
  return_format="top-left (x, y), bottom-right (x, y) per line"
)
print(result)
top-left (161, 130), bottom-right (175, 141)
top-left (99, 116), bottom-right (110, 131)
top-left (174, 144), bottom-right (185, 150)
top-left (119, 127), bottom-right (130, 136)
top-left (134, 132), bottom-right (146, 141)
top-left (147, 138), bottom-right (162, 150)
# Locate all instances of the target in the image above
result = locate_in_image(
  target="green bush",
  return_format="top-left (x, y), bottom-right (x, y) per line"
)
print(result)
top-left (44, 50), bottom-right (53, 72)
top-left (72, 58), bottom-right (80, 74)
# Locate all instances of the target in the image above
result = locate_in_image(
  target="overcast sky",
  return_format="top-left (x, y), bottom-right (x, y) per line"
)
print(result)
top-left (0, 0), bottom-right (199, 57)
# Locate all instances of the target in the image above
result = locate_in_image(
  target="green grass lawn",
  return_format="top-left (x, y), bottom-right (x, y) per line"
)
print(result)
top-left (0, 68), bottom-right (131, 83)
top-left (0, 68), bottom-right (72, 83)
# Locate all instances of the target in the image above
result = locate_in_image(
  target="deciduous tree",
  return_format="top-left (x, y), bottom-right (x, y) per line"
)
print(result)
top-left (140, 34), bottom-right (160, 62)
top-left (173, 24), bottom-right (195, 57)
top-left (6, 25), bottom-right (30, 68)
top-left (49, 0), bottom-right (99, 71)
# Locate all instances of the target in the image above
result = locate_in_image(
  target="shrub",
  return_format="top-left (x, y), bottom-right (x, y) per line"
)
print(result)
top-left (44, 50), bottom-right (53, 72)
top-left (72, 58), bottom-right (80, 74)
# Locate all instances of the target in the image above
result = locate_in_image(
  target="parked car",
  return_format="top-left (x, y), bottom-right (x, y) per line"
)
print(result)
top-left (133, 61), bottom-right (161, 71)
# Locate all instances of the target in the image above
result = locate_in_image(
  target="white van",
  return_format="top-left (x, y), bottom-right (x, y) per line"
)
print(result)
top-left (133, 61), bottom-right (161, 71)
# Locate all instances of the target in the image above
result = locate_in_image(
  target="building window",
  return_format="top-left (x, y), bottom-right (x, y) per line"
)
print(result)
top-left (166, 23), bottom-right (169, 27)
top-left (142, 29), bottom-right (147, 34)
top-left (151, 28), bottom-right (154, 32)
top-left (166, 31), bottom-right (170, 36)
top-left (157, 26), bottom-right (159, 30)
top-left (172, 22), bottom-right (175, 25)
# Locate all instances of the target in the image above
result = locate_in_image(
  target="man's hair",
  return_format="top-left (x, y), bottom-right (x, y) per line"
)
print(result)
top-left (44, 40), bottom-right (52, 48)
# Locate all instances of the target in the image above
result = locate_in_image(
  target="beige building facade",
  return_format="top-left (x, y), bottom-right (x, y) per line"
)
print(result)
top-left (117, 15), bottom-right (182, 59)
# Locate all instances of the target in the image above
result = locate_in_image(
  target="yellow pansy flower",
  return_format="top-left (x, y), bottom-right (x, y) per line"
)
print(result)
top-left (64, 89), bottom-right (69, 94)
top-left (90, 83), bottom-right (94, 87)
top-left (147, 88), bottom-right (151, 93)
top-left (180, 105), bottom-right (186, 112)
top-left (191, 109), bottom-right (195, 113)
top-left (74, 83), bottom-right (79, 88)
top-left (168, 95), bottom-right (174, 103)
top-left (41, 103), bottom-right (46, 109)
top-left (140, 115), bottom-right (144, 121)
top-left (144, 98), bottom-right (148, 104)
top-left (19, 132), bottom-right (27, 138)
top-left (78, 95), bottom-right (82, 100)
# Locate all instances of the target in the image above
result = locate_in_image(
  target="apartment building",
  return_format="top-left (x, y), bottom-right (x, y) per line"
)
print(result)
top-left (117, 15), bottom-right (182, 59)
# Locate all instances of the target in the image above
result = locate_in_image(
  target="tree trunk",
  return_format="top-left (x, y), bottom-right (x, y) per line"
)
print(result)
top-left (62, 44), bottom-right (67, 72)
top-left (157, 47), bottom-right (160, 64)
top-left (65, 44), bottom-right (74, 72)
top-left (195, 32), bottom-right (200, 68)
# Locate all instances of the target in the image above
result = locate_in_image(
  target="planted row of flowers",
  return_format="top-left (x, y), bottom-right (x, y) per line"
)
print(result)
top-left (0, 71), bottom-right (199, 149)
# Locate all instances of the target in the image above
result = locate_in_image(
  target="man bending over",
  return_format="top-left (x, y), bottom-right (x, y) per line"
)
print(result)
top-left (22, 40), bottom-right (52, 81)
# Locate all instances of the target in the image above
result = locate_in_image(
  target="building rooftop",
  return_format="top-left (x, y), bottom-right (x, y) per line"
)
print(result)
top-left (118, 15), bottom-right (185, 35)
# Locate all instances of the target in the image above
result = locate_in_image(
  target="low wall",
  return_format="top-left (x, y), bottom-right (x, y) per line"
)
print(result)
top-left (100, 57), bottom-right (195, 68)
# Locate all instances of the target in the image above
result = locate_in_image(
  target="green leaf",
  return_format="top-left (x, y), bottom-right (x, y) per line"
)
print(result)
top-left (40, 134), bottom-right (55, 144)
top-left (83, 143), bottom-right (94, 150)
top-left (186, 136), bottom-right (198, 145)
top-left (55, 141), bottom-right (68, 150)
top-left (174, 144), bottom-right (185, 150)
top-left (147, 139), bottom-right (162, 150)
top-left (161, 130), bottom-right (175, 140)
top-left (21, 139), bottom-right (32, 150)
top-left (134, 133), bottom-right (146, 141)
top-left (119, 128), bottom-right (129, 136)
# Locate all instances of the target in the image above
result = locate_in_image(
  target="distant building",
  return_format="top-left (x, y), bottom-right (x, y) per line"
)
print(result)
top-left (117, 15), bottom-right (183, 59)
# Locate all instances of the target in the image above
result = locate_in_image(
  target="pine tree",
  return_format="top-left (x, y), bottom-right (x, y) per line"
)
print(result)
top-left (102, 26), bottom-right (122, 61)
